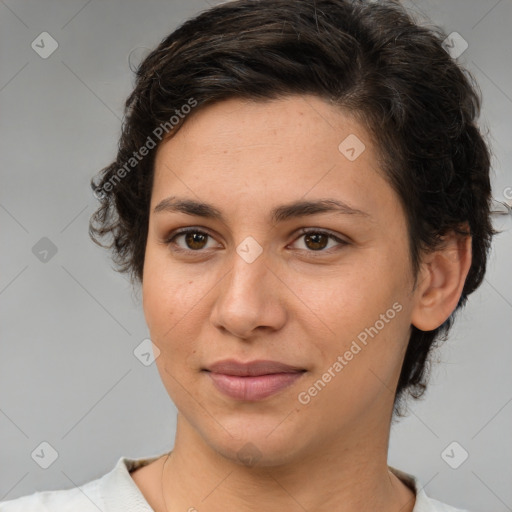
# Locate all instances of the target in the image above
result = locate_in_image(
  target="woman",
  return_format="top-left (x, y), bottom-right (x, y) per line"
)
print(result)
top-left (2, 0), bottom-right (494, 510)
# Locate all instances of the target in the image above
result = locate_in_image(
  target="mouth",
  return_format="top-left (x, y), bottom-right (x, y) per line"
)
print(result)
top-left (202, 359), bottom-right (307, 401)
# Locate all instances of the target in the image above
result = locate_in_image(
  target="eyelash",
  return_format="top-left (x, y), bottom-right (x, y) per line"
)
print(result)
top-left (163, 227), bottom-right (348, 257)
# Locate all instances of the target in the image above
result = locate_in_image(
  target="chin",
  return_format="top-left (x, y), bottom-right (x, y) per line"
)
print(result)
top-left (211, 434), bottom-right (306, 468)
top-left (190, 407), bottom-right (317, 468)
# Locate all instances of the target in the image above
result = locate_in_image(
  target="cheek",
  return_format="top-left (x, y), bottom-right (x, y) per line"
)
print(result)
top-left (306, 255), bottom-right (408, 334)
top-left (142, 265), bottom-right (203, 402)
top-left (141, 249), bottom-right (216, 371)
top-left (304, 250), bottom-right (412, 383)
top-left (299, 303), bottom-right (410, 422)
top-left (142, 246), bottom-right (197, 329)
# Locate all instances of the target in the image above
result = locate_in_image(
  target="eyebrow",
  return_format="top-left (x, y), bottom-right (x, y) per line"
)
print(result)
top-left (153, 196), bottom-right (370, 224)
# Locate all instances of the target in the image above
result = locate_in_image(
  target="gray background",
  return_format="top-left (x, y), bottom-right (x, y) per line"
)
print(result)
top-left (1, 0), bottom-right (511, 510)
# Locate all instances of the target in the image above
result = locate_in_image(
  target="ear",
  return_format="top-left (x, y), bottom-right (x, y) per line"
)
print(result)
top-left (411, 230), bottom-right (472, 331)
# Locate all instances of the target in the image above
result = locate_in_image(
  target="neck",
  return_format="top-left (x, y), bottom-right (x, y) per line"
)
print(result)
top-left (160, 414), bottom-right (416, 512)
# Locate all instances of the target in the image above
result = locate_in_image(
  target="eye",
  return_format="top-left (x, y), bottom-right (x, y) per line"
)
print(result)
top-left (164, 227), bottom-right (218, 252)
top-left (289, 228), bottom-right (348, 254)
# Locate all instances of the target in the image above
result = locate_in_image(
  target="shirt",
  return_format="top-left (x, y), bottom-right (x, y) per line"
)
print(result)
top-left (0, 453), bottom-right (470, 511)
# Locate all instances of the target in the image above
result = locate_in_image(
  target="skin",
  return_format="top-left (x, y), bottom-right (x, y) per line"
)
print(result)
top-left (132, 95), bottom-right (472, 512)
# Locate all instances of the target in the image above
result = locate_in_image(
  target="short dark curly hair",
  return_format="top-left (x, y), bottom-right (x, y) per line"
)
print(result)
top-left (89, 0), bottom-right (494, 416)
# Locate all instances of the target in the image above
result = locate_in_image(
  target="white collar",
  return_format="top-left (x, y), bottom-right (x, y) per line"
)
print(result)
top-left (89, 454), bottom-right (468, 512)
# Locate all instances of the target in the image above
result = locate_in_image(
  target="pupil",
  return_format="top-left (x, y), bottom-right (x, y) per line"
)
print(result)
top-left (186, 232), bottom-right (207, 250)
top-left (305, 233), bottom-right (327, 250)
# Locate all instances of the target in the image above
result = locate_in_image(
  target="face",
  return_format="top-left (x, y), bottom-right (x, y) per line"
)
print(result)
top-left (142, 95), bottom-right (418, 466)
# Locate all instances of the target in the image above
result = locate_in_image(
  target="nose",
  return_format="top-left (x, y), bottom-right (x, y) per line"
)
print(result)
top-left (209, 246), bottom-right (288, 340)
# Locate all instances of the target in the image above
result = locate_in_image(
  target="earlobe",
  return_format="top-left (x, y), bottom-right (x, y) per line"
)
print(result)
top-left (411, 232), bottom-right (472, 332)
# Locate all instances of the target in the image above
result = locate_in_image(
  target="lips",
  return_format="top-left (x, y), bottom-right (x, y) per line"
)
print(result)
top-left (206, 359), bottom-right (304, 376)
top-left (203, 359), bottom-right (306, 401)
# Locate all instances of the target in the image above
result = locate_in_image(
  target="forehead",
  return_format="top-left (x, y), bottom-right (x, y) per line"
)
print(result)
top-left (156, 95), bottom-right (371, 159)
top-left (151, 95), bottom-right (399, 222)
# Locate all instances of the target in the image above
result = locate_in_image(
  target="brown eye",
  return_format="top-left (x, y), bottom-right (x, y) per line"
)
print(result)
top-left (290, 229), bottom-right (348, 254)
top-left (303, 232), bottom-right (329, 251)
top-left (165, 228), bottom-right (216, 252)
top-left (183, 232), bottom-right (208, 250)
